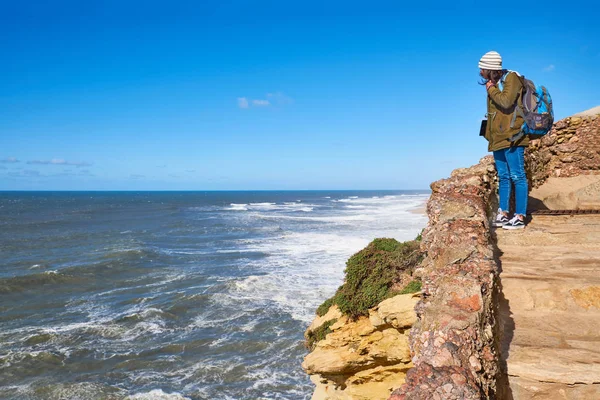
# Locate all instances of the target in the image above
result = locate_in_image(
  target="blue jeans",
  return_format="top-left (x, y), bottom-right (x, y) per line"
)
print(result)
top-left (493, 146), bottom-right (528, 216)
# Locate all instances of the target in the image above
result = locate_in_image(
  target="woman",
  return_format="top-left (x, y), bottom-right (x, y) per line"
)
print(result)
top-left (479, 51), bottom-right (529, 229)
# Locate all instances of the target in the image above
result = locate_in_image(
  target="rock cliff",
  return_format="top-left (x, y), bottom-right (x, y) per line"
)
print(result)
top-left (390, 157), bottom-right (501, 400)
top-left (303, 110), bottom-right (600, 400)
top-left (527, 114), bottom-right (600, 187)
top-left (302, 295), bottom-right (418, 399)
top-left (302, 238), bottom-right (424, 399)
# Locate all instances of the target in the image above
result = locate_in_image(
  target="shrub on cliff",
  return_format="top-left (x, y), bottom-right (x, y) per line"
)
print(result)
top-left (317, 238), bottom-right (423, 319)
top-left (305, 319), bottom-right (337, 350)
top-left (398, 279), bottom-right (421, 294)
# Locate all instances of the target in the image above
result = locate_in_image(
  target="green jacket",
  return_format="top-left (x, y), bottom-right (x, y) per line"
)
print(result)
top-left (484, 71), bottom-right (529, 152)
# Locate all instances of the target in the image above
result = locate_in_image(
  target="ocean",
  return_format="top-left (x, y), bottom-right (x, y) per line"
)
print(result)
top-left (0, 191), bottom-right (428, 400)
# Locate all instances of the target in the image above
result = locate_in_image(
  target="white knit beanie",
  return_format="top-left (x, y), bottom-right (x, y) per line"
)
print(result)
top-left (478, 51), bottom-right (503, 70)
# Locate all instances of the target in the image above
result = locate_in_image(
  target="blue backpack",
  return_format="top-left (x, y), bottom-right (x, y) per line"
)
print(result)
top-left (499, 71), bottom-right (554, 141)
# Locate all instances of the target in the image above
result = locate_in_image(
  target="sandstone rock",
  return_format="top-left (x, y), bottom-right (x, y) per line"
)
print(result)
top-left (375, 294), bottom-right (420, 329)
top-left (311, 364), bottom-right (412, 400)
top-left (303, 318), bottom-right (411, 376)
top-left (528, 175), bottom-right (600, 210)
top-left (570, 286), bottom-right (600, 309)
top-left (572, 105), bottom-right (600, 117)
top-left (368, 309), bottom-right (385, 328)
top-left (497, 215), bottom-right (600, 398)
top-left (507, 376), bottom-right (600, 400)
top-left (306, 305), bottom-right (343, 336)
top-left (527, 113), bottom-right (600, 185)
top-left (570, 117), bottom-right (582, 125)
top-left (437, 200), bottom-right (479, 223)
top-left (304, 293), bottom-right (417, 399)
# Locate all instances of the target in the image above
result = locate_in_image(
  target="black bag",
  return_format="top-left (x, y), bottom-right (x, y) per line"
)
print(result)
top-left (479, 119), bottom-right (487, 137)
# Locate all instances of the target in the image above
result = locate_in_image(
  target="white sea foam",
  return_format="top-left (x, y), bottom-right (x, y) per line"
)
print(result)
top-left (13, 290), bottom-right (181, 349)
top-left (160, 249), bottom-right (211, 255)
top-left (227, 202), bottom-right (318, 213)
top-left (188, 309), bottom-right (247, 330)
top-left (227, 203), bottom-right (248, 211)
top-left (254, 213), bottom-right (371, 222)
top-left (0, 382), bottom-right (125, 400)
top-left (282, 202), bottom-right (316, 208)
top-left (208, 335), bottom-right (231, 348)
top-left (127, 389), bottom-right (191, 400)
top-left (0, 385), bottom-right (34, 399)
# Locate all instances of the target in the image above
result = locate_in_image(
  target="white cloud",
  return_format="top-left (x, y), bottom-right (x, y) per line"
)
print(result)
top-left (237, 97), bottom-right (249, 109)
top-left (543, 64), bottom-right (555, 72)
top-left (27, 158), bottom-right (92, 167)
top-left (266, 92), bottom-right (294, 105)
top-left (78, 169), bottom-right (94, 176)
top-left (1, 157), bottom-right (19, 163)
top-left (7, 170), bottom-right (43, 178)
top-left (252, 99), bottom-right (270, 106)
top-left (7, 168), bottom-right (97, 178)
top-left (237, 92), bottom-right (293, 109)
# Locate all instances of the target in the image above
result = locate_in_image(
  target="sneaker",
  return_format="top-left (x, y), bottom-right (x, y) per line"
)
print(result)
top-left (492, 209), bottom-right (509, 227)
top-left (503, 215), bottom-right (525, 230)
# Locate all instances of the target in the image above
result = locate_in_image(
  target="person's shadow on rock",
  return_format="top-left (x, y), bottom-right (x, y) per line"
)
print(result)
top-left (492, 233), bottom-right (516, 400)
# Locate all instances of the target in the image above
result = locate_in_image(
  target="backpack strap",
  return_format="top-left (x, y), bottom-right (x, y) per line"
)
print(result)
top-left (542, 87), bottom-right (551, 109)
top-left (510, 106), bottom-right (525, 129)
top-left (498, 70), bottom-right (524, 92)
top-left (498, 71), bottom-right (509, 92)
top-left (509, 130), bottom-right (525, 143)
top-left (500, 70), bottom-right (526, 130)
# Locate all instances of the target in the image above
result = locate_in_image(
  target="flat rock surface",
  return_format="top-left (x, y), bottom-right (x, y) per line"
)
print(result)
top-left (573, 105), bottom-right (600, 117)
top-left (497, 214), bottom-right (600, 399)
top-left (529, 175), bottom-right (600, 210)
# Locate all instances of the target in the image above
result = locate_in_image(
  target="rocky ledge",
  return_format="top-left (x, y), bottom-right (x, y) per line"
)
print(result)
top-left (303, 294), bottom-right (418, 399)
top-left (303, 110), bottom-right (600, 399)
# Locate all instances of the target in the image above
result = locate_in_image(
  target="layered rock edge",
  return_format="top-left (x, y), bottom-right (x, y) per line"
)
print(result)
top-left (302, 295), bottom-right (419, 400)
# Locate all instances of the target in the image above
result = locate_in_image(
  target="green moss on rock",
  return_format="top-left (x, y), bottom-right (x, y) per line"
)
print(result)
top-left (415, 229), bottom-right (424, 242)
top-left (398, 279), bottom-right (422, 295)
top-left (316, 296), bottom-right (336, 317)
top-left (305, 319), bottom-right (337, 350)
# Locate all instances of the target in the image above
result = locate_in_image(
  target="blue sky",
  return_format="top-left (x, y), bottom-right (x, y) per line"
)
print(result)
top-left (1, 0), bottom-right (598, 190)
